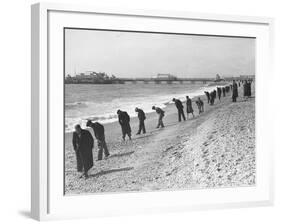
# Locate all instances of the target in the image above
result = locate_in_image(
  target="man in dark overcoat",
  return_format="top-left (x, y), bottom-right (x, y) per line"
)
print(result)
top-left (117, 109), bottom-right (132, 140)
top-left (204, 91), bottom-right (210, 104)
top-left (247, 80), bottom-right (252, 97)
top-left (243, 80), bottom-right (248, 97)
top-left (232, 80), bottom-right (238, 102)
top-left (172, 98), bottom-right (186, 122)
top-left (217, 87), bottom-right (222, 101)
top-left (210, 91), bottom-right (215, 105)
top-left (72, 124), bottom-right (94, 179)
top-left (135, 107), bottom-right (146, 135)
top-left (152, 106), bottom-right (165, 128)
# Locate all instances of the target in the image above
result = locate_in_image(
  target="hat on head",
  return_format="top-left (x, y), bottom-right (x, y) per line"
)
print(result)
top-left (74, 124), bottom-right (81, 130)
top-left (86, 120), bottom-right (92, 127)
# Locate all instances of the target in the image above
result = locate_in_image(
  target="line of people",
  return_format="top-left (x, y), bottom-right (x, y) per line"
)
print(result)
top-left (203, 80), bottom-right (250, 105)
top-left (72, 79), bottom-right (253, 179)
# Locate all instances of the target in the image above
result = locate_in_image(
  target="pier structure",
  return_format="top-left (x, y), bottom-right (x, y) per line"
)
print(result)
top-left (65, 72), bottom-right (254, 84)
top-left (117, 77), bottom-right (213, 84)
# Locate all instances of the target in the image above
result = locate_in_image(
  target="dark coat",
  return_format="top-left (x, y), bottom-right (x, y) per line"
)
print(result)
top-left (232, 82), bottom-right (238, 98)
top-left (247, 82), bottom-right (251, 96)
top-left (217, 87), bottom-right (222, 98)
top-left (118, 111), bottom-right (131, 134)
top-left (243, 82), bottom-right (247, 96)
top-left (91, 122), bottom-right (105, 140)
top-left (222, 87), bottom-right (226, 95)
top-left (204, 91), bottom-right (210, 103)
top-left (186, 98), bottom-right (193, 113)
top-left (155, 107), bottom-right (165, 116)
top-left (137, 109), bottom-right (146, 121)
top-left (174, 99), bottom-right (184, 110)
top-left (210, 91), bottom-right (216, 105)
top-left (72, 129), bottom-right (94, 172)
top-left (204, 91), bottom-right (210, 99)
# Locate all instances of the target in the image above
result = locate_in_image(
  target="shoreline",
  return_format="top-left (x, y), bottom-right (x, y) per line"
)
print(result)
top-left (64, 84), bottom-right (255, 194)
top-left (65, 90), bottom-right (209, 141)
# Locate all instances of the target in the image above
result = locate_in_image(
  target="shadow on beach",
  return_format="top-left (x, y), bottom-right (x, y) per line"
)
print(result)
top-left (90, 167), bottom-right (134, 178)
top-left (110, 151), bottom-right (135, 158)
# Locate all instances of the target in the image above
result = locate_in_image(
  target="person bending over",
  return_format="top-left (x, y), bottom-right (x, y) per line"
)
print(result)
top-left (172, 98), bottom-right (186, 122)
top-left (86, 120), bottom-right (110, 161)
top-left (135, 107), bottom-right (146, 135)
top-left (152, 106), bottom-right (165, 128)
top-left (117, 109), bottom-right (132, 141)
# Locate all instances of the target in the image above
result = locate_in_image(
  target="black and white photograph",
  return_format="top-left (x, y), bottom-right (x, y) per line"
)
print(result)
top-left (64, 28), bottom-right (255, 195)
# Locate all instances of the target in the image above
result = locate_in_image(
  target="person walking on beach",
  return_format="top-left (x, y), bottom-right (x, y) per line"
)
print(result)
top-left (135, 107), bottom-right (146, 135)
top-left (172, 98), bottom-right (186, 122)
top-left (204, 91), bottom-right (210, 104)
top-left (86, 120), bottom-right (110, 161)
top-left (117, 109), bottom-right (132, 141)
top-left (195, 97), bottom-right (204, 114)
top-left (72, 124), bottom-right (94, 179)
top-left (232, 80), bottom-right (238, 102)
top-left (217, 87), bottom-right (222, 101)
top-left (152, 106), bottom-right (165, 128)
top-left (186, 96), bottom-right (195, 118)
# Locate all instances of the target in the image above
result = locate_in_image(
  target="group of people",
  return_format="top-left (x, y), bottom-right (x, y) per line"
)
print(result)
top-left (172, 95), bottom-right (204, 122)
top-left (71, 79), bottom-right (253, 179)
top-left (203, 80), bottom-right (247, 105)
top-left (72, 120), bottom-right (110, 179)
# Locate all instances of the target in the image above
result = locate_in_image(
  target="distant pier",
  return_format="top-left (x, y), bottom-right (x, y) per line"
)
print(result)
top-left (65, 72), bottom-right (254, 84)
top-left (117, 77), bottom-right (214, 84)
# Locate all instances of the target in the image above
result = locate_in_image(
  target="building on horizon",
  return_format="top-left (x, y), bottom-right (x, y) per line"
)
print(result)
top-left (152, 73), bottom-right (177, 80)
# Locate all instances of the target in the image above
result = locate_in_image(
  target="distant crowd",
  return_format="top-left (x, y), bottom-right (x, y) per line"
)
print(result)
top-left (72, 79), bottom-right (253, 179)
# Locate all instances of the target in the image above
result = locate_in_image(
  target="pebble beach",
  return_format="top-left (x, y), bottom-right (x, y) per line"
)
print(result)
top-left (64, 85), bottom-right (255, 195)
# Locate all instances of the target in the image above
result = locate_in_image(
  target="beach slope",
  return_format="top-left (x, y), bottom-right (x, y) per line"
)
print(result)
top-left (65, 92), bottom-right (255, 194)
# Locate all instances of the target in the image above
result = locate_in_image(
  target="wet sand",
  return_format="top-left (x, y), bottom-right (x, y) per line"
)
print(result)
top-left (64, 85), bottom-right (255, 194)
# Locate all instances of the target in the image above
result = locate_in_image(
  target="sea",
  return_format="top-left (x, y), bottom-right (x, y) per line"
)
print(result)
top-left (65, 83), bottom-right (221, 133)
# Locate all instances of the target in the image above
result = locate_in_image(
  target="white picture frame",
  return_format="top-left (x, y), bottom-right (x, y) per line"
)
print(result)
top-left (31, 2), bottom-right (274, 221)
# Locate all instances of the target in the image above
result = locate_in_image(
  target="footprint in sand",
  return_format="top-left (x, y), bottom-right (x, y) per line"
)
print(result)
top-left (203, 141), bottom-right (209, 146)
top-left (164, 146), bottom-right (173, 152)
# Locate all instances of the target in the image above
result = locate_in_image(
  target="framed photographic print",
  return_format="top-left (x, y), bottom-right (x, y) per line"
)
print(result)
top-left (31, 2), bottom-right (274, 221)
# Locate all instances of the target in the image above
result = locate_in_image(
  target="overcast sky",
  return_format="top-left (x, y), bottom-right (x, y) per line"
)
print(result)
top-left (65, 29), bottom-right (255, 78)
